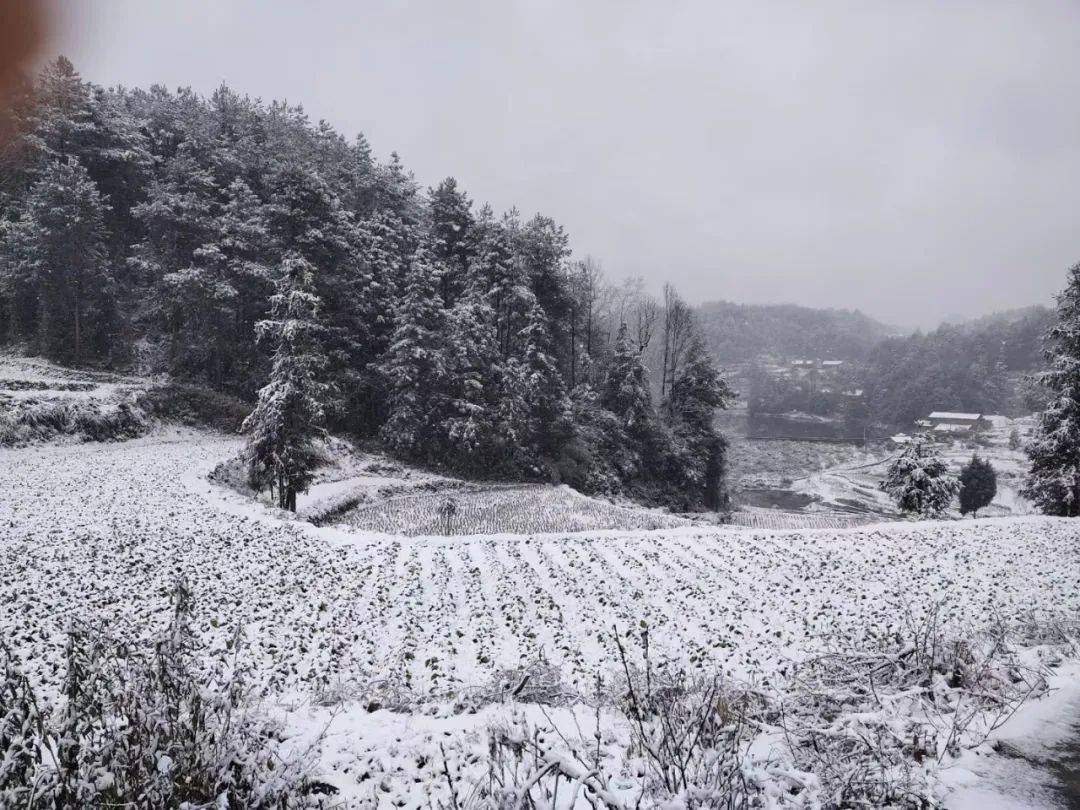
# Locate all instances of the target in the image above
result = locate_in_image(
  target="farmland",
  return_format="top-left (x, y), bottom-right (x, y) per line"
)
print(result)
top-left (3, 427), bottom-right (1080, 805)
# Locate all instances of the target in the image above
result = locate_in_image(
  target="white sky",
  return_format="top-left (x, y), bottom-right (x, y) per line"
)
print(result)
top-left (43, 0), bottom-right (1080, 328)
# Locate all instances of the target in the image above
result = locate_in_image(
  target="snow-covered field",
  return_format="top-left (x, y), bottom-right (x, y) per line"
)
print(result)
top-left (3, 426), bottom-right (1080, 805)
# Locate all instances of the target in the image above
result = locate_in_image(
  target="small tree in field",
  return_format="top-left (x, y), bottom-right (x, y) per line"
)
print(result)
top-left (242, 253), bottom-right (329, 511)
top-left (1008, 428), bottom-right (1022, 451)
top-left (880, 438), bottom-right (959, 518)
top-left (958, 454), bottom-right (997, 516)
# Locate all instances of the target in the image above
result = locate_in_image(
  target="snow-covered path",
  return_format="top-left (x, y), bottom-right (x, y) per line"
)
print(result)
top-left (4, 427), bottom-right (1080, 706)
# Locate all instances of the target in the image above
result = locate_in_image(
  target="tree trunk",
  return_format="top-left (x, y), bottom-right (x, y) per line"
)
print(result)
top-left (73, 289), bottom-right (82, 366)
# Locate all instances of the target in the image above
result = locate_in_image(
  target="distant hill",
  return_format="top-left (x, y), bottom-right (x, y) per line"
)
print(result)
top-left (697, 301), bottom-right (896, 365)
top-left (945, 303), bottom-right (1054, 333)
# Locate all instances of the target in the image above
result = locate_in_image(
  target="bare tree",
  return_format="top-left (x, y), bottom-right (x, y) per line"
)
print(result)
top-left (568, 257), bottom-right (604, 388)
top-left (660, 283), bottom-right (694, 411)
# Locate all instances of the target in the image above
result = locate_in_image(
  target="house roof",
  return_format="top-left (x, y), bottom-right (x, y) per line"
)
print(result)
top-left (928, 411), bottom-right (982, 421)
top-left (934, 423), bottom-right (972, 432)
top-left (821, 360), bottom-right (843, 366)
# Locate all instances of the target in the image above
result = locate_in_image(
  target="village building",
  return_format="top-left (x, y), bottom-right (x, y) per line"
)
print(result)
top-left (925, 411), bottom-right (990, 435)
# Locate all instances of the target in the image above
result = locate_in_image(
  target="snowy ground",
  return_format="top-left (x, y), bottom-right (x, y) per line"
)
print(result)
top-left (943, 661), bottom-right (1080, 809)
top-left (3, 426), bottom-right (1080, 804)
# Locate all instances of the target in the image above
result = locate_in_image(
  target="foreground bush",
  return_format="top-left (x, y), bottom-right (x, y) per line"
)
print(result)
top-left (448, 609), bottom-right (1063, 810)
top-left (0, 580), bottom-right (322, 808)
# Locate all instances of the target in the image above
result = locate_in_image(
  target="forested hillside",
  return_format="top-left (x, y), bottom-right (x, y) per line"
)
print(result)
top-left (861, 306), bottom-right (1054, 426)
top-left (697, 300), bottom-right (894, 364)
top-left (716, 298), bottom-right (1053, 427)
top-left (0, 58), bottom-right (730, 509)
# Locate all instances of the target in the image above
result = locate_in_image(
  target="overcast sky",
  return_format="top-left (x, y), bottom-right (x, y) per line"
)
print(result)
top-left (42, 0), bottom-right (1080, 328)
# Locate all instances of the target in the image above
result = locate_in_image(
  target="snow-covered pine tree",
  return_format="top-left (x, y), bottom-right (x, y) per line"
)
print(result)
top-left (428, 177), bottom-right (473, 305)
top-left (442, 276), bottom-right (501, 468)
top-left (601, 322), bottom-right (654, 436)
top-left (468, 206), bottom-right (533, 359)
top-left (213, 178), bottom-right (274, 386)
top-left (0, 157), bottom-right (112, 364)
top-left (378, 249), bottom-right (449, 461)
top-left (1023, 261), bottom-right (1080, 515)
top-left (518, 300), bottom-right (571, 460)
top-left (958, 454), bottom-right (997, 516)
top-left (343, 211), bottom-right (404, 433)
top-left (670, 337), bottom-right (734, 510)
top-left (514, 214), bottom-right (572, 378)
top-left (20, 56), bottom-right (97, 170)
top-left (242, 253), bottom-right (330, 512)
top-left (880, 437), bottom-right (959, 517)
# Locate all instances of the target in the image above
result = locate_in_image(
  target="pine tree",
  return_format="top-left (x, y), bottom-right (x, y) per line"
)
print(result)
top-left (670, 338), bottom-right (734, 510)
top-left (880, 438), bottom-right (959, 517)
top-left (467, 206), bottom-right (533, 359)
top-left (498, 301), bottom-right (571, 472)
top-left (344, 212), bottom-right (404, 432)
top-left (428, 177), bottom-right (473, 304)
top-left (242, 253), bottom-right (330, 512)
top-left (670, 338), bottom-right (733, 434)
top-left (601, 322), bottom-right (654, 435)
top-left (514, 214), bottom-right (572, 378)
top-left (958, 454), bottom-right (997, 516)
top-left (378, 250), bottom-right (449, 461)
top-left (21, 56), bottom-right (97, 169)
top-left (0, 157), bottom-right (111, 364)
top-left (442, 277), bottom-right (500, 468)
top-left (1023, 261), bottom-right (1080, 515)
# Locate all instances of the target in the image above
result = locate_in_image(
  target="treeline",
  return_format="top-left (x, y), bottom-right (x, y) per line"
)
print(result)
top-left (0, 58), bottom-right (731, 510)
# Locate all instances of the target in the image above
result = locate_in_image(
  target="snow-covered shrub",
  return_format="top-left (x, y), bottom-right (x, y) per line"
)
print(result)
top-left (0, 579), bottom-right (322, 808)
top-left (0, 409), bottom-right (25, 445)
top-left (610, 628), bottom-right (778, 807)
top-left (463, 631), bottom-right (785, 810)
top-left (779, 605), bottom-right (1050, 807)
top-left (0, 644), bottom-right (47, 805)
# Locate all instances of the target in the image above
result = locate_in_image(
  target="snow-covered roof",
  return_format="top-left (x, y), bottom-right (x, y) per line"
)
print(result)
top-left (933, 423), bottom-right (972, 432)
top-left (889, 434), bottom-right (912, 444)
top-left (928, 411), bottom-right (982, 421)
top-left (821, 360), bottom-right (843, 366)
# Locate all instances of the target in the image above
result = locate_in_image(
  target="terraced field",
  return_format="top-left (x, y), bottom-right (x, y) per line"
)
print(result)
top-left (338, 484), bottom-right (692, 535)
